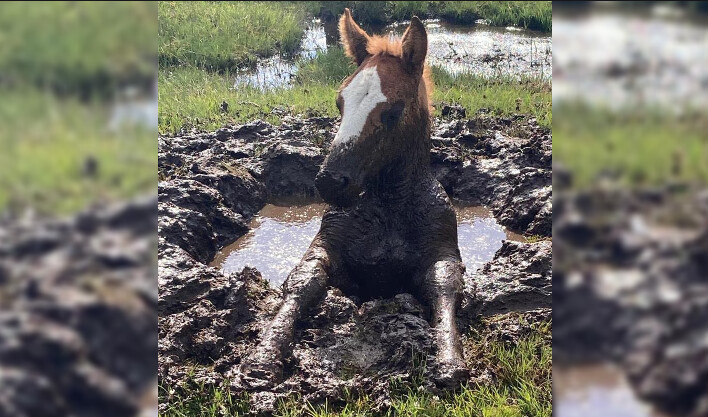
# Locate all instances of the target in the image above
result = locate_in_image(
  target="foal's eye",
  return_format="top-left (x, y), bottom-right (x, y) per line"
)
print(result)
top-left (381, 101), bottom-right (404, 130)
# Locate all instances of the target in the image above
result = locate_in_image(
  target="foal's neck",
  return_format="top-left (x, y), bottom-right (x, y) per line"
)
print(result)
top-left (372, 124), bottom-right (431, 206)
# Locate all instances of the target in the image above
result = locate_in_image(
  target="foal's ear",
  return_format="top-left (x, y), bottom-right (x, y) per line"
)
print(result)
top-left (401, 16), bottom-right (428, 75)
top-left (339, 8), bottom-right (370, 66)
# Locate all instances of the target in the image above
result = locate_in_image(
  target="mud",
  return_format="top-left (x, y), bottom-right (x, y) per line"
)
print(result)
top-left (553, 182), bottom-right (708, 417)
top-left (0, 196), bottom-right (157, 417)
top-left (157, 108), bottom-right (551, 414)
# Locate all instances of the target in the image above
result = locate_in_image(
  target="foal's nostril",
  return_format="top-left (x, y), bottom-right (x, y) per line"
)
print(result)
top-left (315, 169), bottom-right (359, 207)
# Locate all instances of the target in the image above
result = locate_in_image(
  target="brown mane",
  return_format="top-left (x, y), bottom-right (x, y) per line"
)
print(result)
top-left (339, 7), bottom-right (434, 115)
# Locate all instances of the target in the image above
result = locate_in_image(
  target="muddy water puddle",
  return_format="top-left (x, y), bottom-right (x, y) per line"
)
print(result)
top-left (553, 6), bottom-right (708, 110)
top-left (234, 18), bottom-right (550, 90)
top-left (554, 364), bottom-right (671, 417)
top-left (210, 203), bottom-right (523, 287)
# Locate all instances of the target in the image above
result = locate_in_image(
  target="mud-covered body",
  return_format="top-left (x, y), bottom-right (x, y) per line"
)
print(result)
top-left (318, 177), bottom-right (461, 299)
top-left (237, 9), bottom-right (470, 389)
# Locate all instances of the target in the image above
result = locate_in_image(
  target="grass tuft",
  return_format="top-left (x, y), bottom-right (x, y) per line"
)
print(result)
top-left (158, 63), bottom-right (550, 135)
top-left (0, 89), bottom-right (156, 215)
top-left (158, 1), bottom-right (306, 71)
top-left (302, 1), bottom-right (552, 31)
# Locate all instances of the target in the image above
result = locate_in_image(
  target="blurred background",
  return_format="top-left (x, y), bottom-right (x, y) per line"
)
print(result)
top-left (553, 2), bottom-right (708, 417)
top-left (0, 1), bottom-right (157, 215)
top-left (0, 2), bottom-right (157, 417)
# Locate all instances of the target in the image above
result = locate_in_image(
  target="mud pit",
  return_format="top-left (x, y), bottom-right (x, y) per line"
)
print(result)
top-left (553, 180), bottom-right (708, 417)
top-left (158, 107), bottom-right (551, 414)
top-left (210, 203), bottom-right (525, 287)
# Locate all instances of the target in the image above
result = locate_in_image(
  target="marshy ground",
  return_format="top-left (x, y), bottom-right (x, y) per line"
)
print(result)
top-left (155, 2), bottom-right (554, 416)
top-left (553, 3), bottom-right (708, 417)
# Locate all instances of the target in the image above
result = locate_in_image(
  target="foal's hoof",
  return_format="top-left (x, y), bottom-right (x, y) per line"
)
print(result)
top-left (433, 359), bottom-right (470, 389)
top-left (235, 352), bottom-right (284, 390)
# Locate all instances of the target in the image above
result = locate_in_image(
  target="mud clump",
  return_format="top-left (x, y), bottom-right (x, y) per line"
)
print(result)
top-left (463, 240), bottom-right (552, 317)
top-left (157, 109), bottom-right (552, 414)
top-left (432, 107), bottom-right (552, 236)
top-left (0, 196), bottom-right (157, 417)
top-left (554, 186), bottom-right (708, 417)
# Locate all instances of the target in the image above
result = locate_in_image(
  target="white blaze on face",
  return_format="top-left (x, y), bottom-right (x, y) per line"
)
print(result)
top-left (333, 66), bottom-right (387, 146)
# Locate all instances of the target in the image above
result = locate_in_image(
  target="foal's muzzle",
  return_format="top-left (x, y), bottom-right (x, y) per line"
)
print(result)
top-left (315, 169), bottom-right (361, 207)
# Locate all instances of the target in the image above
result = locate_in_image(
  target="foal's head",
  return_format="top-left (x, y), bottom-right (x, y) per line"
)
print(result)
top-left (315, 9), bottom-right (432, 207)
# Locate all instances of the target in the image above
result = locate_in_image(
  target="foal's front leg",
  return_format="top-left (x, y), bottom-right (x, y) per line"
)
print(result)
top-left (422, 258), bottom-right (469, 387)
top-left (236, 239), bottom-right (332, 388)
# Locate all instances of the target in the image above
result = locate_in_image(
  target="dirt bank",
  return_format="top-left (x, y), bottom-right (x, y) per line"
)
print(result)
top-left (553, 180), bottom-right (708, 417)
top-left (0, 196), bottom-right (157, 417)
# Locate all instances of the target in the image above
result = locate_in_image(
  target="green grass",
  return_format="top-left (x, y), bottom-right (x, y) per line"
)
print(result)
top-left (158, 49), bottom-right (551, 135)
top-left (0, 89), bottom-right (156, 215)
top-left (554, 103), bottom-right (708, 188)
top-left (294, 47), bottom-right (356, 86)
top-left (431, 66), bottom-right (551, 126)
top-left (304, 1), bottom-right (552, 31)
top-left (158, 66), bottom-right (337, 134)
top-left (0, 1), bottom-right (156, 98)
top-left (159, 317), bottom-right (551, 417)
top-left (159, 1), bottom-right (306, 72)
top-left (156, 1), bottom-right (551, 75)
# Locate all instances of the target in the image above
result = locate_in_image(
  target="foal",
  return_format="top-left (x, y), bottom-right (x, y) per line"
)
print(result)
top-left (238, 9), bottom-right (468, 388)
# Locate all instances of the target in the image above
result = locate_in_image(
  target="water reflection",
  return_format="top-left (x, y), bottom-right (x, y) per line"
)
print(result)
top-left (211, 203), bottom-right (521, 286)
top-left (109, 81), bottom-right (158, 130)
top-left (553, 7), bottom-right (708, 110)
top-left (455, 205), bottom-right (526, 274)
top-left (554, 364), bottom-right (670, 417)
top-left (234, 17), bottom-right (551, 90)
top-left (233, 19), bottom-right (328, 90)
top-left (388, 19), bottom-right (551, 78)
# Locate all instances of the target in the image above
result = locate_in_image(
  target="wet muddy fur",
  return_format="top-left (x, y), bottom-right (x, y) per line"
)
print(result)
top-left (237, 10), bottom-right (469, 388)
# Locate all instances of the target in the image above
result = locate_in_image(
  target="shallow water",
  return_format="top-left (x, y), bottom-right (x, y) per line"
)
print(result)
top-left (108, 82), bottom-right (158, 130)
top-left (234, 18), bottom-right (551, 90)
top-left (553, 6), bottom-right (708, 110)
top-left (554, 364), bottom-right (670, 417)
top-left (233, 19), bottom-right (328, 90)
top-left (210, 203), bottom-right (523, 287)
top-left (388, 19), bottom-right (551, 79)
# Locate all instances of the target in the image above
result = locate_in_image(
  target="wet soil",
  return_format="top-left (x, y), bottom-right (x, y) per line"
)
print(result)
top-left (553, 177), bottom-right (708, 417)
top-left (0, 196), bottom-right (158, 417)
top-left (157, 107), bottom-right (552, 414)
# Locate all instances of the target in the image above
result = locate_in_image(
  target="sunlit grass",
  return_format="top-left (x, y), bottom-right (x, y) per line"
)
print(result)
top-left (0, 89), bottom-right (156, 215)
top-left (158, 52), bottom-right (551, 135)
top-left (304, 1), bottom-right (552, 31)
top-left (158, 1), bottom-right (306, 71)
top-left (554, 103), bottom-right (708, 188)
top-left (0, 1), bottom-right (156, 97)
